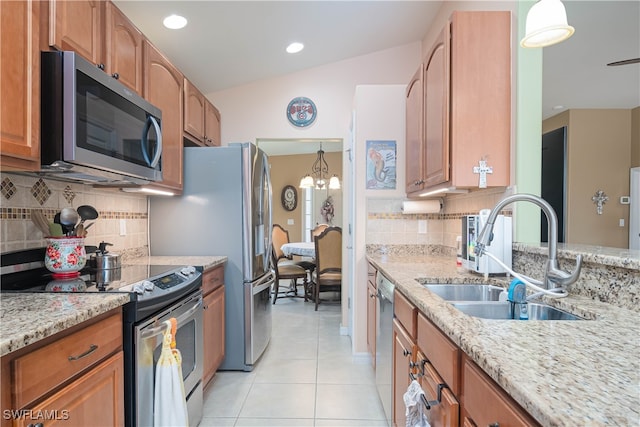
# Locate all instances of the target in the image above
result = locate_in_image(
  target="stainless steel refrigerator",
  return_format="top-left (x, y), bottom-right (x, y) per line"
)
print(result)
top-left (149, 142), bottom-right (273, 371)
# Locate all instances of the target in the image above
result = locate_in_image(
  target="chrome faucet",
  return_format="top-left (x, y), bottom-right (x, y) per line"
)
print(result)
top-left (474, 193), bottom-right (582, 290)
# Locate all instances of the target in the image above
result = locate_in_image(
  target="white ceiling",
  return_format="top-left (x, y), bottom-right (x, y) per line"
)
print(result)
top-left (114, 0), bottom-right (639, 136)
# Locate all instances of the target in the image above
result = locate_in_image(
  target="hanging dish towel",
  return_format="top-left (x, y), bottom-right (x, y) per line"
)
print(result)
top-left (154, 318), bottom-right (189, 427)
top-left (403, 379), bottom-right (431, 427)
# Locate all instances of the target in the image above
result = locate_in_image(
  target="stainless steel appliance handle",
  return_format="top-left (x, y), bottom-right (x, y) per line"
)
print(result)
top-left (262, 150), bottom-right (273, 264)
top-left (140, 296), bottom-right (202, 339)
top-left (141, 115), bottom-right (163, 168)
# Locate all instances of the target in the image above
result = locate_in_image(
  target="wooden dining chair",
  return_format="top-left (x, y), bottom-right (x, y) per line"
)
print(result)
top-left (311, 226), bottom-right (342, 310)
top-left (310, 223), bottom-right (329, 241)
top-left (271, 224), bottom-right (310, 303)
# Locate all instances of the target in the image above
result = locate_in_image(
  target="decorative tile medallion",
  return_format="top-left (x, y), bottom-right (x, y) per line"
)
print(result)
top-left (30, 179), bottom-right (52, 205)
top-left (1, 177), bottom-right (16, 200)
top-left (63, 186), bottom-right (76, 204)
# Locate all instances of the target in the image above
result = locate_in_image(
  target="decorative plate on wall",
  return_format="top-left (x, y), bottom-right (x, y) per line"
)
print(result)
top-left (286, 97), bottom-right (317, 127)
top-left (281, 185), bottom-right (297, 211)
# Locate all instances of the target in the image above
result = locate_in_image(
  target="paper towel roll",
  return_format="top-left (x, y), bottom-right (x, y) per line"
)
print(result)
top-left (401, 199), bottom-right (442, 214)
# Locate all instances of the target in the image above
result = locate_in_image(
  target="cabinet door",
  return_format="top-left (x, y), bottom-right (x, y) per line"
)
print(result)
top-left (203, 285), bottom-right (225, 387)
top-left (462, 356), bottom-right (538, 427)
top-left (423, 24), bottom-right (450, 188)
top-left (49, 0), bottom-right (103, 66)
top-left (184, 79), bottom-right (205, 144)
top-left (405, 66), bottom-right (424, 194)
top-left (0, 0), bottom-right (40, 170)
top-left (392, 318), bottom-right (414, 427)
top-left (105, 2), bottom-right (143, 94)
top-left (367, 281), bottom-right (377, 367)
top-left (204, 101), bottom-right (221, 147)
top-left (416, 353), bottom-right (459, 427)
top-left (143, 41), bottom-right (184, 192)
top-left (16, 352), bottom-right (124, 427)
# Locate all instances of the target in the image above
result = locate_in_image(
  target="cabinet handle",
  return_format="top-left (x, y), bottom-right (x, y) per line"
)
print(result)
top-left (488, 424), bottom-right (500, 427)
top-left (403, 349), bottom-right (411, 357)
top-left (97, 63), bottom-right (105, 70)
top-left (369, 293), bottom-right (376, 298)
top-left (112, 72), bottom-right (119, 80)
top-left (68, 344), bottom-right (98, 361)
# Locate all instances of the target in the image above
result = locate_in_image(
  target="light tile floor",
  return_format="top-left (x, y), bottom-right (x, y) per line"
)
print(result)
top-left (200, 294), bottom-right (388, 427)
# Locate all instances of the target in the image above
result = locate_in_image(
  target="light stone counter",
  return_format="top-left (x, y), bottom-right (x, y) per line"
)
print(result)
top-left (124, 255), bottom-right (226, 271)
top-left (0, 292), bottom-right (130, 356)
top-left (0, 256), bottom-right (227, 357)
top-left (367, 254), bottom-right (640, 427)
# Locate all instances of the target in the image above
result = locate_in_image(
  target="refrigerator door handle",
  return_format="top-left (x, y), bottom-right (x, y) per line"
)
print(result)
top-left (252, 271), bottom-right (275, 295)
top-left (263, 150), bottom-right (273, 267)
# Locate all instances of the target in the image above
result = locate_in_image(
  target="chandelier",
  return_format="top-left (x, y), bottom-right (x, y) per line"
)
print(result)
top-left (299, 143), bottom-right (341, 190)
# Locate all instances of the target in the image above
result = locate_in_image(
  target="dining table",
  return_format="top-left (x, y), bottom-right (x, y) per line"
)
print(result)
top-left (281, 242), bottom-right (316, 258)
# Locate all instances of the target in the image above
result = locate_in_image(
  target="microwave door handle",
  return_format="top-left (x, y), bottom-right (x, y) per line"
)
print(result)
top-left (142, 116), bottom-right (163, 168)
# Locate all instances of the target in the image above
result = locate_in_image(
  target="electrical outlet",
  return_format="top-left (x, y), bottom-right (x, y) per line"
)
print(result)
top-left (418, 220), bottom-right (427, 234)
top-left (619, 218), bottom-right (625, 227)
top-left (120, 219), bottom-right (127, 236)
top-left (287, 219), bottom-right (294, 225)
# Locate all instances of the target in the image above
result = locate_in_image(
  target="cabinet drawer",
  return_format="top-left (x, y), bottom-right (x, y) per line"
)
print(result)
top-left (202, 265), bottom-right (224, 295)
top-left (419, 357), bottom-right (459, 427)
top-left (417, 312), bottom-right (460, 395)
top-left (12, 312), bottom-right (122, 408)
top-left (394, 290), bottom-right (417, 338)
top-left (462, 357), bottom-right (539, 427)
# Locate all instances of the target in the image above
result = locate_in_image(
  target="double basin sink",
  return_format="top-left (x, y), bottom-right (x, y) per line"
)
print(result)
top-left (423, 283), bottom-right (584, 321)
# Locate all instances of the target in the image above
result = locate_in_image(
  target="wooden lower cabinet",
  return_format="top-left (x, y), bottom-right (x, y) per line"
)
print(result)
top-left (15, 352), bottom-right (124, 427)
top-left (393, 290), bottom-right (540, 427)
top-left (417, 352), bottom-right (459, 427)
top-left (392, 290), bottom-right (418, 427)
top-left (366, 263), bottom-right (377, 366)
top-left (0, 309), bottom-right (124, 427)
top-left (461, 355), bottom-right (539, 427)
top-left (202, 265), bottom-right (225, 387)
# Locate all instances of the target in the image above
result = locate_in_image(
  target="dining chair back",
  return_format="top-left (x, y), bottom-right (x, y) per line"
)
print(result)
top-left (271, 224), bottom-right (309, 303)
top-left (310, 223), bottom-right (329, 241)
top-left (312, 226), bottom-right (342, 310)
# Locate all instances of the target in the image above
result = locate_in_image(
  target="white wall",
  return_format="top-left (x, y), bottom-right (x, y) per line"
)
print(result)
top-left (207, 42), bottom-right (421, 145)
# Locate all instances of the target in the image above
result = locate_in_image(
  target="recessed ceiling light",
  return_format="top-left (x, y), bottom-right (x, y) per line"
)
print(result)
top-left (163, 14), bottom-right (187, 30)
top-left (286, 42), bottom-right (304, 54)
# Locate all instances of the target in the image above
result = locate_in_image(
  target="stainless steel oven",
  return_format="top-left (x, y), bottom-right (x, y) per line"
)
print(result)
top-left (135, 290), bottom-right (203, 427)
top-left (0, 248), bottom-right (204, 427)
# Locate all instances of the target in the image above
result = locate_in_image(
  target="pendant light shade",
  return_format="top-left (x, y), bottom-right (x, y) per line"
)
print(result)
top-left (521, 0), bottom-right (575, 48)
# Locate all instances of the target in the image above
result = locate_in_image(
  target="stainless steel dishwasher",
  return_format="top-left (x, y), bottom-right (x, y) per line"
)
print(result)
top-left (375, 271), bottom-right (395, 426)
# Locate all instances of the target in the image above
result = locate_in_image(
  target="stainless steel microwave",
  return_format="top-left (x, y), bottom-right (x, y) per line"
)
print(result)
top-left (40, 51), bottom-right (162, 185)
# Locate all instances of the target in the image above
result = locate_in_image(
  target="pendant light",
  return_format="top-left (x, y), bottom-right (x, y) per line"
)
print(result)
top-left (299, 143), bottom-right (341, 190)
top-left (521, 0), bottom-right (575, 48)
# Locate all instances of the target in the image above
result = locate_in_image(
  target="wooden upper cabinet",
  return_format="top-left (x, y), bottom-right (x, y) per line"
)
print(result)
top-left (49, 0), bottom-right (103, 66)
top-left (105, 2), bottom-right (143, 94)
top-left (0, 0), bottom-right (40, 171)
top-left (406, 11), bottom-right (511, 197)
top-left (184, 79), bottom-right (221, 147)
top-left (205, 101), bottom-right (221, 147)
top-left (405, 65), bottom-right (424, 194)
top-left (448, 11), bottom-right (511, 188)
top-left (423, 24), bottom-right (450, 188)
top-left (143, 41), bottom-right (184, 192)
top-left (184, 79), bottom-right (206, 145)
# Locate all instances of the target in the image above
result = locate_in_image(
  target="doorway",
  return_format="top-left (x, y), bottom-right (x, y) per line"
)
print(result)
top-left (541, 127), bottom-right (567, 243)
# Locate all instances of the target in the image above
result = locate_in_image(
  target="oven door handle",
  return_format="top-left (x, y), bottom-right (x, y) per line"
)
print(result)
top-left (140, 296), bottom-right (203, 340)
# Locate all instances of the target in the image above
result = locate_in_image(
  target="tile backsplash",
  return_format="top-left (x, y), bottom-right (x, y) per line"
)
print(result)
top-left (366, 187), bottom-right (511, 248)
top-left (0, 173), bottom-right (148, 255)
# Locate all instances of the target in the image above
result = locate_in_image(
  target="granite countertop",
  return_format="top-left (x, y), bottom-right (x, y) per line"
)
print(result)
top-left (0, 255), bottom-right (227, 357)
top-left (367, 254), bottom-right (640, 427)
